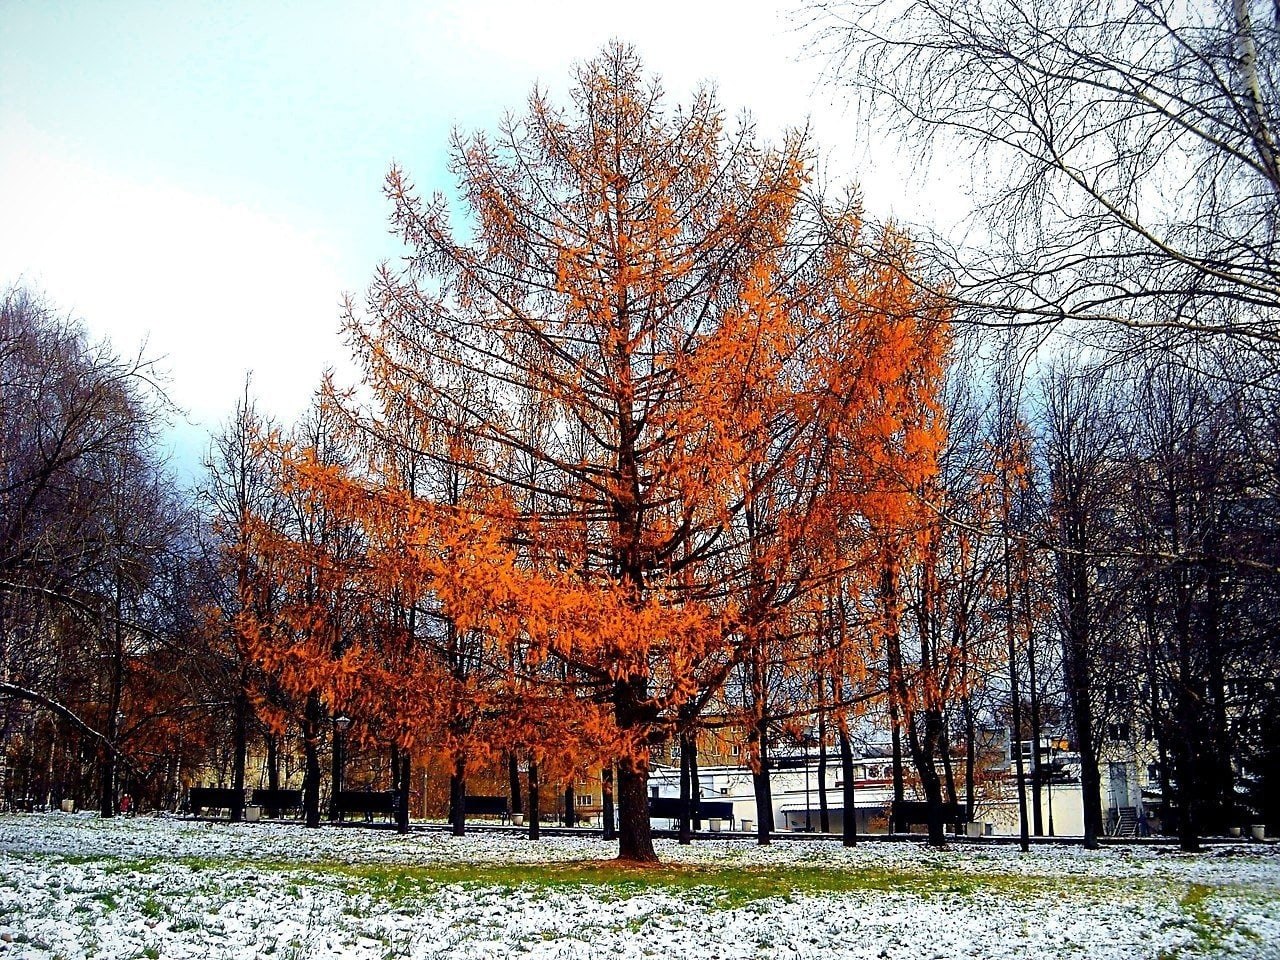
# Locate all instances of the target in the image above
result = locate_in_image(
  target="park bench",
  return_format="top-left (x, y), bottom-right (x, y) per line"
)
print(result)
top-left (648, 796), bottom-right (734, 822)
top-left (187, 787), bottom-right (245, 817)
top-left (891, 799), bottom-right (965, 831)
top-left (335, 790), bottom-right (396, 822)
top-left (463, 795), bottom-right (509, 819)
top-left (251, 788), bottom-right (303, 817)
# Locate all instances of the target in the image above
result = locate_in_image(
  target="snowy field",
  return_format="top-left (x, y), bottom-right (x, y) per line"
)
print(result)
top-left (1, 814), bottom-right (1278, 959)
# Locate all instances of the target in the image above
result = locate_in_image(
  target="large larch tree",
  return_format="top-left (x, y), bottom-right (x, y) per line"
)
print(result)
top-left (280, 44), bottom-right (948, 862)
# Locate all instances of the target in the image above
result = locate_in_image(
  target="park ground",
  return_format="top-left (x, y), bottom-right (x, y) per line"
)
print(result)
top-left (1, 814), bottom-right (1278, 959)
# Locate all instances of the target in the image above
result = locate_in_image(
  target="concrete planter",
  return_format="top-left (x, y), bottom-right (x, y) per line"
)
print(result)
top-left (1252, 824), bottom-right (1267, 841)
top-left (60, 800), bottom-right (75, 813)
top-left (708, 818), bottom-right (723, 833)
top-left (511, 813), bottom-right (524, 826)
top-left (740, 819), bottom-right (754, 834)
top-left (965, 822), bottom-right (985, 838)
top-left (245, 805), bottom-right (262, 823)
top-left (1229, 827), bottom-right (1242, 838)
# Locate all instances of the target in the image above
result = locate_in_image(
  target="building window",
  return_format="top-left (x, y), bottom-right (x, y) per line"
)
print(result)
top-left (730, 745), bottom-right (741, 757)
top-left (577, 794), bottom-right (593, 807)
top-left (1108, 723), bottom-right (1130, 743)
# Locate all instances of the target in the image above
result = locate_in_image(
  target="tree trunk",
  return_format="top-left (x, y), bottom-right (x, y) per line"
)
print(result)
top-left (449, 755), bottom-right (466, 837)
top-left (1204, 566), bottom-right (1235, 834)
top-left (939, 719), bottom-right (957, 810)
top-left (1026, 621), bottom-right (1045, 836)
top-left (678, 738), bottom-right (692, 844)
top-left (395, 750), bottom-right (411, 834)
top-left (99, 600), bottom-right (124, 820)
top-left (303, 692), bottom-right (322, 829)
top-left (564, 783), bottom-right (576, 827)
top-left (1008, 611), bottom-right (1030, 853)
top-left (963, 696), bottom-right (976, 823)
top-left (98, 741), bottom-right (116, 819)
top-left (839, 727), bottom-right (857, 846)
top-left (752, 717), bottom-right (774, 844)
top-left (231, 686), bottom-right (248, 823)
top-left (601, 766), bottom-right (615, 841)
top-left (265, 733), bottom-right (281, 818)
top-left (1174, 581), bottom-right (1202, 852)
top-left (615, 754), bottom-right (656, 862)
top-left (818, 709), bottom-right (830, 833)
top-left (1064, 546), bottom-right (1103, 848)
top-left (890, 710), bottom-right (905, 833)
top-left (688, 739), bottom-right (701, 831)
top-left (528, 757), bottom-right (541, 841)
top-left (508, 751), bottom-right (522, 815)
top-left (613, 678), bottom-right (657, 862)
top-left (907, 709), bottom-right (948, 847)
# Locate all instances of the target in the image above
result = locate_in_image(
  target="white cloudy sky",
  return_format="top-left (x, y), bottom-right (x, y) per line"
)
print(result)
top-left (0, 1), bottom-right (946, 476)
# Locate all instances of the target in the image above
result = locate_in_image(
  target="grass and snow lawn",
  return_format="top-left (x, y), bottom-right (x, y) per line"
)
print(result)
top-left (1, 814), bottom-right (1278, 959)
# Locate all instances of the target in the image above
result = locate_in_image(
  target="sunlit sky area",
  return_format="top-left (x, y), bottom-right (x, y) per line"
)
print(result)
top-left (0, 1), bottom-right (951, 477)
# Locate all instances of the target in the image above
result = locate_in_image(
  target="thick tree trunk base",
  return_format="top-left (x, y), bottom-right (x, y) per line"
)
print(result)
top-left (616, 757), bottom-right (657, 863)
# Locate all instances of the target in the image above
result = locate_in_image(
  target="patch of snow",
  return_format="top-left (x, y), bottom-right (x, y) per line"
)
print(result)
top-left (0, 814), bottom-right (1276, 959)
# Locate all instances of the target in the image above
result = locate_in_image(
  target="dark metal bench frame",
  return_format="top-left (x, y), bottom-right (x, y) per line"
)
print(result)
top-left (336, 790), bottom-right (397, 822)
top-left (648, 796), bottom-right (734, 821)
top-left (463, 795), bottom-right (509, 819)
top-left (187, 787), bottom-right (245, 817)
top-left (250, 788), bottom-right (304, 817)
top-left (891, 799), bottom-right (966, 828)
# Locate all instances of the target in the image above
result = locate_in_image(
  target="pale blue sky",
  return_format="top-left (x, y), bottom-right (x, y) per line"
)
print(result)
top-left (0, 1), bottom-right (936, 475)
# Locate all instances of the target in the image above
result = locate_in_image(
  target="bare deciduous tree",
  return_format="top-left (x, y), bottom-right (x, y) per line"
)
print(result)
top-left (806, 0), bottom-right (1280, 350)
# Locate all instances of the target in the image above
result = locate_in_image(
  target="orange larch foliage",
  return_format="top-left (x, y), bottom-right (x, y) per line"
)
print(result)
top-left (248, 44), bottom-right (951, 862)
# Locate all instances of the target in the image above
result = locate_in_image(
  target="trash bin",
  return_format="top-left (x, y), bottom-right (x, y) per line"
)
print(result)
top-left (511, 813), bottom-right (524, 826)
top-left (740, 819), bottom-right (754, 833)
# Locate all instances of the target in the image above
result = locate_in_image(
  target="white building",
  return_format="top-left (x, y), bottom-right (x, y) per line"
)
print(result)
top-left (648, 731), bottom-right (1153, 838)
top-left (649, 755), bottom-right (898, 834)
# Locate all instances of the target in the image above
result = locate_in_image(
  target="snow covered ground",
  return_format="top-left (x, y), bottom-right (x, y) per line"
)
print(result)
top-left (1, 813), bottom-right (1277, 959)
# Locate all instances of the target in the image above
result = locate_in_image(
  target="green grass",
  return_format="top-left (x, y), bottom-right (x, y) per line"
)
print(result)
top-left (260, 857), bottom-right (1117, 910)
top-left (13, 849), bottom-right (1142, 910)
top-left (1156, 883), bottom-right (1265, 959)
top-left (13, 847), bottom-right (1276, 956)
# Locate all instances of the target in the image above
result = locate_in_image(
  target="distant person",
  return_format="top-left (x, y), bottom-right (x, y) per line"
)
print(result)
top-left (119, 793), bottom-right (132, 816)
